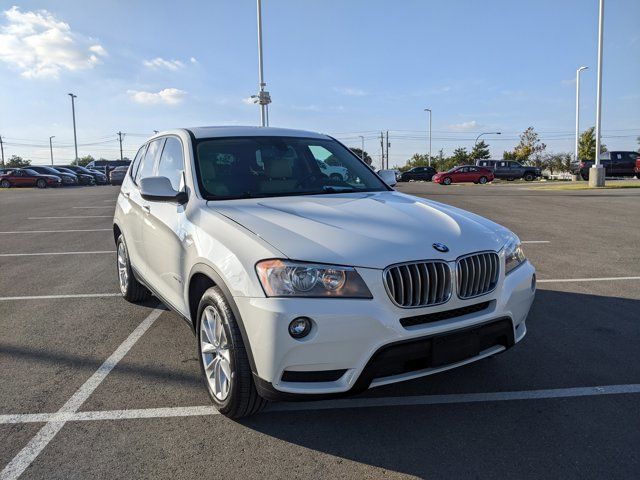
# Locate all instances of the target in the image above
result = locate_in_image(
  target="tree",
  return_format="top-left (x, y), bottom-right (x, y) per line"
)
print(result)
top-left (577, 127), bottom-right (607, 161)
top-left (508, 127), bottom-right (546, 165)
top-left (502, 150), bottom-right (518, 160)
top-left (6, 155), bottom-right (31, 168)
top-left (450, 147), bottom-right (470, 165)
top-left (400, 153), bottom-right (430, 171)
top-left (470, 140), bottom-right (491, 160)
top-left (540, 153), bottom-right (571, 175)
top-left (76, 155), bottom-right (95, 167)
top-left (348, 148), bottom-right (372, 166)
top-left (636, 135), bottom-right (639, 153)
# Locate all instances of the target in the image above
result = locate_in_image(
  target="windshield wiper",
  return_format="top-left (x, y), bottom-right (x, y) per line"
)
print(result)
top-left (322, 186), bottom-right (358, 193)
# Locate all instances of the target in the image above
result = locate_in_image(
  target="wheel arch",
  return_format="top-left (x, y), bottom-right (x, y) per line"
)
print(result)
top-left (187, 263), bottom-right (258, 375)
top-left (113, 223), bottom-right (122, 245)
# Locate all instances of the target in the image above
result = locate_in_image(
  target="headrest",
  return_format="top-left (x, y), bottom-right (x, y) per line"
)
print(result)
top-left (265, 157), bottom-right (292, 178)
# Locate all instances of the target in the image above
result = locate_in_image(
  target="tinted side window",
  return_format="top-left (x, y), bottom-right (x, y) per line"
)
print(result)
top-left (130, 144), bottom-right (148, 181)
top-left (157, 137), bottom-right (185, 190)
top-left (136, 139), bottom-right (165, 183)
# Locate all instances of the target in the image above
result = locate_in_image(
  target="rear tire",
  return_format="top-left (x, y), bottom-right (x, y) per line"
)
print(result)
top-left (581, 173), bottom-right (589, 181)
top-left (116, 235), bottom-right (150, 303)
top-left (330, 173), bottom-right (342, 182)
top-left (197, 287), bottom-right (267, 418)
top-left (36, 179), bottom-right (47, 189)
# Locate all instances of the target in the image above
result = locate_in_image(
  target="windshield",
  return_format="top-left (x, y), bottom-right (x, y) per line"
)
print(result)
top-left (23, 169), bottom-right (39, 175)
top-left (194, 136), bottom-right (389, 200)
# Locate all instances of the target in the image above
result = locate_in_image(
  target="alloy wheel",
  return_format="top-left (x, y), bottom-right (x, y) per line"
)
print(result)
top-left (117, 241), bottom-right (129, 294)
top-left (200, 306), bottom-right (232, 402)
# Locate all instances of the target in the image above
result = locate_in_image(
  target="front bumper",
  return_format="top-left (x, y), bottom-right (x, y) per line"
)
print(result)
top-left (236, 259), bottom-right (536, 398)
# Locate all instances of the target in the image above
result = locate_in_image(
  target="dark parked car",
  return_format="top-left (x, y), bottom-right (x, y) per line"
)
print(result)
top-left (476, 160), bottom-right (541, 181)
top-left (398, 166), bottom-right (437, 182)
top-left (0, 168), bottom-right (61, 188)
top-left (433, 166), bottom-right (494, 185)
top-left (62, 165), bottom-right (108, 184)
top-left (55, 166), bottom-right (95, 185)
top-left (108, 165), bottom-right (129, 185)
top-left (29, 166), bottom-right (79, 186)
top-left (86, 159), bottom-right (131, 178)
top-left (575, 151), bottom-right (639, 180)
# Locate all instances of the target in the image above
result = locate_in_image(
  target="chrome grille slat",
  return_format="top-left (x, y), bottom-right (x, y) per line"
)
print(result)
top-left (456, 252), bottom-right (499, 299)
top-left (384, 260), bottom-right (451, 308)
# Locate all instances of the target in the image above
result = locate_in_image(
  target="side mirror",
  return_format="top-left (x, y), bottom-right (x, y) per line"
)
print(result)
top-left (378, 169), bottom-right (397, 187)
top-left (140, 176), bottom-right (188, 204)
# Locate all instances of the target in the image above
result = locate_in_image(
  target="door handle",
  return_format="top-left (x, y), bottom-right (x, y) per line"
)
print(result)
top-left (142, 205), bottom-right (150, 214)
top-left (122, 191), bottom-right (130, 198)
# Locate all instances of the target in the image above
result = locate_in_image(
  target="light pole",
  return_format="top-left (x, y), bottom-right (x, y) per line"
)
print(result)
top-left (254, 0), bottom-right (271, 127)
top-left (474, 132), bottom-right (501, 146)
top-left (574, 66), bottom-right (588, 175)
top-left (590, 0), bottom-right (605, 187)
top-left (424, 108), bottom-right (431, 166)
top-left (68, 93), bottom-right (78, 164)
top-left (49, 136), bottom-right (55, 165)
top-left (358, 135), bottom-right (365, 161)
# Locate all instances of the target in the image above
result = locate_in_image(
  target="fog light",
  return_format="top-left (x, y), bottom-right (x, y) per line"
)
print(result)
top-left (289, 317), bottom-right (312, 339)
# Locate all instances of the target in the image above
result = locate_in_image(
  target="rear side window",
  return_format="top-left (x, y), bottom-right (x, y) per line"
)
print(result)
top-left (135, 139), bottom-right (165, 183)
top-left (157, 137), bottom-right (185, 190)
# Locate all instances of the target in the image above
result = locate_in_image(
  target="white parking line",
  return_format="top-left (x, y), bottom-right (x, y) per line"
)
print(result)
top-left (27, 216), bottom-right (112, 219)
top-left (521, 241), bottom-right (550, 244)
top-left (0, 293), bottom-right (120, 301)
top-left (0, 251), bottom-right (115, 257)
top-left (0, 308), bottom-right (163, 480)
top-left (0, 229), bottom-right (111, 234)
top-left (1, 383), bottom-right (638, 426)
top-left (538, 276), bottom-right (640, 283)
top-left (72, 206), bottom-right (115, 209)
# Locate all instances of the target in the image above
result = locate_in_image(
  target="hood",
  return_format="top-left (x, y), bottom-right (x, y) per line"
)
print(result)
top-left (210, 191), bottom-right (512, 269)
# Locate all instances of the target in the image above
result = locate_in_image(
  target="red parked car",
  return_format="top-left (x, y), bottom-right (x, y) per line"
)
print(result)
top-left (0, 168), bottom-right (62, 188)
top-left (433, 166), bottom-right (494, 185)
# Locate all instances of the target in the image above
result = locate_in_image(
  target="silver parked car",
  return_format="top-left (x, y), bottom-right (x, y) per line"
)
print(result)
top-left (109, 166), bottom-right (129, 185)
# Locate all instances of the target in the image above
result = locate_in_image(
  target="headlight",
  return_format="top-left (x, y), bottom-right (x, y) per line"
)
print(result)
top-left (256, 259), bottom-right (372, 298)
top-left (503, 236), bottom-right (526, 275)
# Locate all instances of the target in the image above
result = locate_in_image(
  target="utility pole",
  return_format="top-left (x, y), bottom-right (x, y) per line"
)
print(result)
top-left (117, 131), bottom-right (125, 161)
top-left (424, 108), bottom-right (432, 166)
top-left (49, 136), bottom-right (55, 165)
top-left (358, 135), bottom-right (364, 161)
top-left (68, 93), bottom-right (78, 164)
top-left (385, 131), bottom-right (390, 169)
top-left (0, 135), bottom-right (4, 167)
top-left (380, 132), bottom-right (385, 170)
top-left (590, 0), bottom-right (605, 187)
top-left (574, 66), bottom-right (588, 178)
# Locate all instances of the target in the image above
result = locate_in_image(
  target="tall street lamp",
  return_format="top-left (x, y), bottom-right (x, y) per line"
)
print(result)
top-left (590, 0), bottom-right (605, 187)
top-left (68, 93), bottom-right (78, 164)
top-left (474, 132), bottom-right (501, 146)
top-left (574, 66), bottom-right (589, 173)
top-left (424, 108), bottom-right (431, 166)
top-left (254, 0), bottom-right (271, 127)
top-left (49, 136), bottom-right (55, 165)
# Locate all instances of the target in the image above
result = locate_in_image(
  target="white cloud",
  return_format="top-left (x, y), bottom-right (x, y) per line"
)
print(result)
top-left (242, 96), bottom-right (257, 105)
top-left (190, 57), bottom-right (198, 64)
top-left (142, 57), bottom-right (185, 71)
top-left (0, 6), bottom-right (107, 78)
top-left (127, 88), bottom-right (187, 105)
top-left (561, 78), bottom-right (576, 86)
top-left (449, 120), bottom-right (478, 131)
top-left (333, 86), bottom-right (367, 96)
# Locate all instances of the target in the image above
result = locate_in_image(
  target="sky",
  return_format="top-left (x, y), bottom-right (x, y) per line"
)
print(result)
top-left (0, 0), bottom-right (638, 168)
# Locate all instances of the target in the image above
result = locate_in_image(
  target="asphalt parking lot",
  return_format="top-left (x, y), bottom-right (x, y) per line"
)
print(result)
top-left (1, 182), bottom-right (639, 479)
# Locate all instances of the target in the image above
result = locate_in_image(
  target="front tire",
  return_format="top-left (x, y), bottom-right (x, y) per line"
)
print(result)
top-left (330, 173), bottom-right (342, 182)
top-left (36, 179), bottom-right (47, 188)
top-left (478, 176), bottom-right (488, 184)
top-left (197, 287), bottom-right (267, 418)
top-left (116, 235), bottom-right (150, 302)
top-left (0, 179), bottom-right (10, 188)
top-left (443, 177), bottom-right (452, 185)
top-left (524, 173), bottom-right (534, 182)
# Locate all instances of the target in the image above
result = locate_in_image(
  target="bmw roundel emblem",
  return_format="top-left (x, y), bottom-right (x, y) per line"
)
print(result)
top-left (432, 242), bottom-right (449, 253)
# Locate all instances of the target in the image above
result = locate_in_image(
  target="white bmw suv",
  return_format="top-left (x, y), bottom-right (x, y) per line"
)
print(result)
top-left (113, 126), bottom-right (535, 418)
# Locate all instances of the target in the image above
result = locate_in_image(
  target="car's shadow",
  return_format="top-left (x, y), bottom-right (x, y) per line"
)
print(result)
top-left (236, 289), bottom-right (640, 478)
